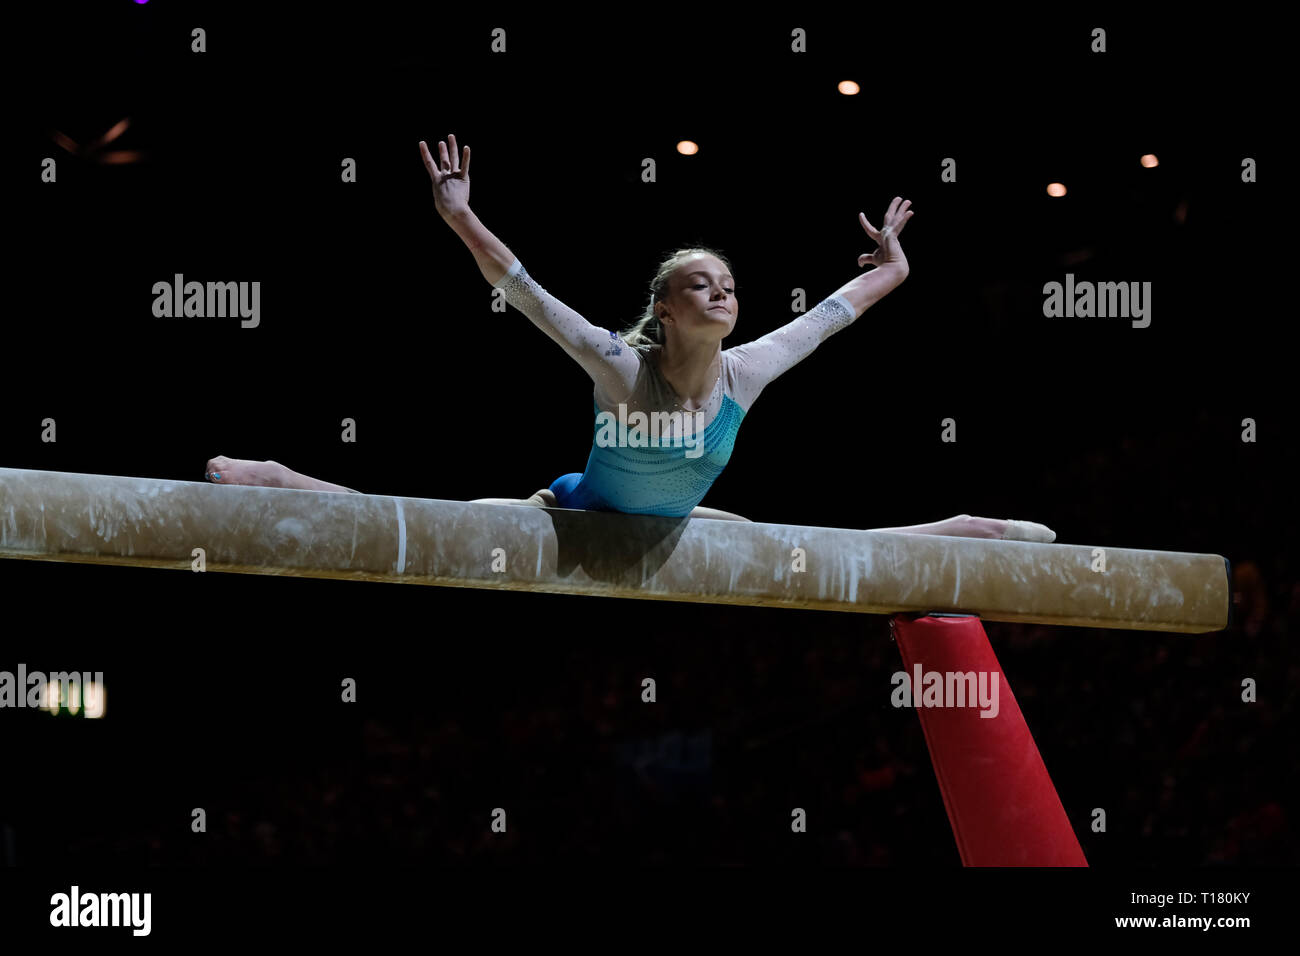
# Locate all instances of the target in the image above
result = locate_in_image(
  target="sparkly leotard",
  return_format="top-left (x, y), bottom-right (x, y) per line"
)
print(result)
top-left (493, 257), bottom-right (858, 517)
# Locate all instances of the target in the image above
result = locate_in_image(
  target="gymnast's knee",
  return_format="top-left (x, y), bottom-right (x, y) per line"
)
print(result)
top-left (688, 505), bottom-right (752, 522)
top-left (527, 488), bottom-right (558, 507)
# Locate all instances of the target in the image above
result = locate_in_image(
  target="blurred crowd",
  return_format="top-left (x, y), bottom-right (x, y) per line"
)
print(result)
top-left (38, 556), bottom-right (1296, 866)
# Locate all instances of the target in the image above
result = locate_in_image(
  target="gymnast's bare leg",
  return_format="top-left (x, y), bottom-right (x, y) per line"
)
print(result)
top-left (205, 455), bottom-right (558, 505)
top-left (205, 456), bottom-right (711, 517)
top-left (466, 499), bottom-right (1049, 538)
top-left (867, 514), bottom-right (1056, 542)
top-left (206, 458), bottom-right (752, 521)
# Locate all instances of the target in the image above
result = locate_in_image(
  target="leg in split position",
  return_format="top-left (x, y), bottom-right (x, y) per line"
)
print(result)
top-left (867, 514), bottom-right (1056, 542)
top-left (205, 457), bottom-right (751, 520)
top-left (204, 455), bottom-right (557, 506)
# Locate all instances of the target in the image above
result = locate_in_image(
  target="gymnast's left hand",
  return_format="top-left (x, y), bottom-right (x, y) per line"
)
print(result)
top-left (858, 197), bottom-right (913, 273)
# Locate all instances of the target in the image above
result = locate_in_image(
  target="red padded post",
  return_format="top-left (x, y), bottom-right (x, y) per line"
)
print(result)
top-left (891, 613), bottom-right (1087, 866)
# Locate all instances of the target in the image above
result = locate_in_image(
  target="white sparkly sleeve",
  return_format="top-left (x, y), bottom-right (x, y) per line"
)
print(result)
top-left (723, 294), bottom-right (858, 408)
top-left (493, 258), bottom-right (641, 402)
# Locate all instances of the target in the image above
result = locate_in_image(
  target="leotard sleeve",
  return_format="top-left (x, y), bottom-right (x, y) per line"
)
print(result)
top-left (492, 257), bottom-right (641, 404)
top-left (723, 293), bottom-right (859, 410)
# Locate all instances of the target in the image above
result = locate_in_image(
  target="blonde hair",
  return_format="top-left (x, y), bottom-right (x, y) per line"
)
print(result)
top-left (618, 246), bottom-right (735, 352)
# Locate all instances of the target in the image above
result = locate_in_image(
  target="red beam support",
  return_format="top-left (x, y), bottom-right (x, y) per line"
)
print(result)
top-left (892, 613), bottom-right (1088, 866)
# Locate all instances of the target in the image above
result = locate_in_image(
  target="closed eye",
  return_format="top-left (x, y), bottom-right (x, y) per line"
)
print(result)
top-left (693, 284), bottom-right (734, 294)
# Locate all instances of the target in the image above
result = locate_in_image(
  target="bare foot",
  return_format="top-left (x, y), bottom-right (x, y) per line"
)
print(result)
top-left (1001, 519), bottom-right (1056, 543)
top-left (964, 516), bottom-right (1056, 543)
top-left (204, 456), bottom-right (286, 488)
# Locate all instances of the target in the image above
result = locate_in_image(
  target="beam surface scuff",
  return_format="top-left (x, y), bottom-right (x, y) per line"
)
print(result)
top-left (0, 468), bottom-right (1230, 633)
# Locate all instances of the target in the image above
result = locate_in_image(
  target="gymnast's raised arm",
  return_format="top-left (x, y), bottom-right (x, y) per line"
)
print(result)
top-left (726, 199), bottom-right (915, 399)
top-left (419, 135), bottom-right (640, 401)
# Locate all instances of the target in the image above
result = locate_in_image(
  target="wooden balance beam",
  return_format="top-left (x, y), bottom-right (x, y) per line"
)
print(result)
top-left (0, 468), bottom-right (1230, 633)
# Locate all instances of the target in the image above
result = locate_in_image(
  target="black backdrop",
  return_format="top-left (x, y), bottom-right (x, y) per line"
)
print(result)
top-left (3, 1), bottom-right (1294, 940)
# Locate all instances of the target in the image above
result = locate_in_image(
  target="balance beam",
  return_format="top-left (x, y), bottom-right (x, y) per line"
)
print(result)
top-left (0, 468), bottom-right (1230, 633)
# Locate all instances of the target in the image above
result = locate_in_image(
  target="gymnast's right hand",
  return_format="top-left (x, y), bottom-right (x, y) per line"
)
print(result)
top-left (420, 135), bottom-right (471, 219)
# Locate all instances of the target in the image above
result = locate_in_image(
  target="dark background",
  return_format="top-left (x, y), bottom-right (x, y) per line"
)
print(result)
top-left (3, 1), bottom-right (1292, 878)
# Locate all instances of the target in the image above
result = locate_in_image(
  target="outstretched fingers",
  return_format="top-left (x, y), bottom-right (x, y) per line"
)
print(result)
top-left (420, 135), bottom-right (469, 179)
top-left (419, 140), bottom-right (438, 180)
top-left (420, 136), bottom-right (472, 180)
top-left (890, 198), bottom-right (914, 236)
top-left (858, 198), bottom-right (916, 267)
top-left (862, 201), bottom-right (915, 242)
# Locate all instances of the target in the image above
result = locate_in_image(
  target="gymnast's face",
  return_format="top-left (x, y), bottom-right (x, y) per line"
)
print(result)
top-left (659, 255), bottom-right (737, 340)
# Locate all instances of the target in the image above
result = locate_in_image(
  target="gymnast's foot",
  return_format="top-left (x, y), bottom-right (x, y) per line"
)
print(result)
top-left (963, 515), bottom-right (1057, 543)
top-left (204, 456), bottom-right (287, 488)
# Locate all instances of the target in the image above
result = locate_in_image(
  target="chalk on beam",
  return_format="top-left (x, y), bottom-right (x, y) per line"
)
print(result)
top-left (0, 468), bottom-right (1230, 633)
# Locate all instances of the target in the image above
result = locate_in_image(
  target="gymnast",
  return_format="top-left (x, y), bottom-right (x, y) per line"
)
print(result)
top-left (204, 134), bottom-right (1053, 542)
